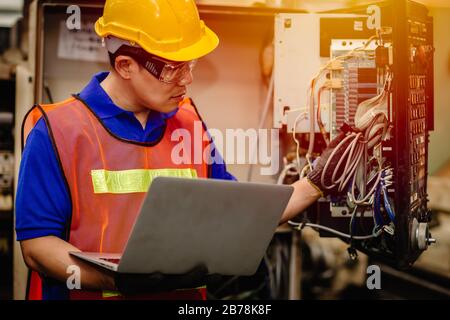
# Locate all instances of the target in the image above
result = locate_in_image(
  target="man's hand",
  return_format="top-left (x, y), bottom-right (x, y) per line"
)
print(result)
top-left (114, 264), bottom-right (208, 295)
top-left (306, 131), bottom-right (351, 196)
top-left (20, 236), bottom-right (116, 291)
top-left (280, 128), bottom-right (357, 224)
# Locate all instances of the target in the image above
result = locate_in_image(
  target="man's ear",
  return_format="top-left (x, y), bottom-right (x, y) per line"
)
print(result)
top-left (114, 55), bottom-right (138, 80)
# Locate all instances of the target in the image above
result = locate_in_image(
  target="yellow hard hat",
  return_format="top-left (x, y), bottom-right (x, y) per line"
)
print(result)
top-left (95, 0), bottom-right (219, 62)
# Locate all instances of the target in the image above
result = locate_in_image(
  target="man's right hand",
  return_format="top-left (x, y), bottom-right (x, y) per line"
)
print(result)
top-left (114, 264), bottom-right (208, 295)
top-left (306, 131), bottom-right (352, 196)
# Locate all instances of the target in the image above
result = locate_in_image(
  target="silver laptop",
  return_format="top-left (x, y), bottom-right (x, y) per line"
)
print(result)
top-left (70, 177), bottom-right (293, 276)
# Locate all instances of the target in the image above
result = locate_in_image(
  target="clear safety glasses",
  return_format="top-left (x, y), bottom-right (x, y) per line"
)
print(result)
top-left (153, 58), bottom-right (197, 84)
top-left (108, 41), bottom-right (197, 84)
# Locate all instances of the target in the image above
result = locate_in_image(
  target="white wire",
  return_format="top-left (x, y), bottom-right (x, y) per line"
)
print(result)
top-left (351, 114), bottom-right (388, 205)
top-left (288, 221), bottom-right (382, 240)
top-left (299, 163), bottom-right (310, 179)
top-left (277, 162), bottom-right (298, 185)
top-left (291, 111), bottom-right (308, 171)
top-left (320, 132), bottom-right (364, 192)
top-left (318, 102), bottom-right (389, 205)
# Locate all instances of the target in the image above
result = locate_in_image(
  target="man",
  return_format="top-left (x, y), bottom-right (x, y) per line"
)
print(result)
top-left (16, 0), bottom-right (338, 300)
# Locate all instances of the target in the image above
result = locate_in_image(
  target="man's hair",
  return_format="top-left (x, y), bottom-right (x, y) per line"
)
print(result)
top-left (108, 45), bottom-right (147, 69)
top-left (107, 44), bottom-right (169, 80)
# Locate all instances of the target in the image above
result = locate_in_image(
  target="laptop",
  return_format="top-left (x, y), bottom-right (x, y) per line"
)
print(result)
top-left (70, 177), bottom-right (293, 276)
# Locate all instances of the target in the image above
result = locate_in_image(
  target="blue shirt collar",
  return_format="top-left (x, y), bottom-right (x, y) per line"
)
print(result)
top-left (78, 71), bottom-right (179, 121)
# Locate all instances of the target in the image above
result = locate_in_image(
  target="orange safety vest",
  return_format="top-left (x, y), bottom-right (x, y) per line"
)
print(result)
top-left (22, 95), bottom-right (210, 300)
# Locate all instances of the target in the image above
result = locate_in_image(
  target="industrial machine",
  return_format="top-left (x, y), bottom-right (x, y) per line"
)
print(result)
top-left (274, 0), bottom-right (435, 269)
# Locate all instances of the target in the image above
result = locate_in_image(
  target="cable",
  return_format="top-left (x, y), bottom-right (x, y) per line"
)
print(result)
top-left (354, 72), bottom-right (392, 131)
top-left (320, 131), bottom-right (364, 192)
top-left (307, 79), bottom-right (316, 160)
top-left (351, 114), bottom-right (387, 205)
top-left (373, 183), bottom-right (383, 226)
top-left (288, 220), bottom-right (382, 240)
top-left (318, 94), bottom-right (389, 198)
top-left (382, 186), bottom-right (396, 222)
top-left (291, 111), bottom-right (308, 171)
top-left (277, 161), bottom-right (299, 185)
top-left (317, 86), bottom-right (330, 145)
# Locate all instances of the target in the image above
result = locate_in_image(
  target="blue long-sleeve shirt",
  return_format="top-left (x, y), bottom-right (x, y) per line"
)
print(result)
top-left (15, 72), bottom-right (236, 299)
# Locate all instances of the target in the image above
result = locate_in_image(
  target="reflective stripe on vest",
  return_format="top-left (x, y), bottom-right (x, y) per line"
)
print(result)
top-left (91, 168), bottom-right (198, 194)
top-left (23, 96), bottom-right (210, 300)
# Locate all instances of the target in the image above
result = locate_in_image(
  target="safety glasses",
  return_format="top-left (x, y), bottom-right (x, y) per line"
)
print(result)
top-left (152, 58), bottom-right (197, 84)
top-left (111, 44), bottom-right (196, 84)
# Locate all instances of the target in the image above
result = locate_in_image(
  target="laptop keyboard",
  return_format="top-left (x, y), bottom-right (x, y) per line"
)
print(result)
top-left (100, 258), bottom-right (121, 264)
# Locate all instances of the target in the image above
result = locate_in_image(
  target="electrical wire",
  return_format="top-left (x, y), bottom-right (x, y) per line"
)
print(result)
top-left (322, 131), bottom-right (364, 192)
top-left (288, 220), bottom-right (382, 240)
top-left (276, 162), bottom-right (298, 185)
top-left (381, 169), bottom-right (396, 222)
top-left (291, 111), bottom-right (308, 171)
top-left (317, 85), bottom-right (330, 145)
top-left (317, 100), bottom-right (389, 203)
top-left (307, 79), bottom-right (316, 160)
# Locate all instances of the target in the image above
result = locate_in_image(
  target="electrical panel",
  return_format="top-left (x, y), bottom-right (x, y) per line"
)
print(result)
top-left (274, 13), bottom-right (367, 131)
top-left (393, 0), bottom-right (435, 268)
top-left (275, 0), bottom-right (435, 269)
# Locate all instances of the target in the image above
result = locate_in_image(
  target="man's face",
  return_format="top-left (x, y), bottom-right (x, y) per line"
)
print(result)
top-left (129, 57), bottom-right (194, 113)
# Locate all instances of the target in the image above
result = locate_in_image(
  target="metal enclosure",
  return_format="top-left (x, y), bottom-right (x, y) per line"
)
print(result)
top-left (274, 0), bottom-right (435, 269)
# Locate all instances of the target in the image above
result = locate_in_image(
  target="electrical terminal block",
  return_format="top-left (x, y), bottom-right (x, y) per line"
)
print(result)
top-left (324, 79), bottom-right (343, 89)
top-left (327, 59), bottom-right (344, 71)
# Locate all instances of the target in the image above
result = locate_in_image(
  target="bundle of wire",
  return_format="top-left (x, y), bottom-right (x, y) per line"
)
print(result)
top-left (321, 73), bottom-right (391, 204)
top-left (321, 114), bottom-right (388, 197)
